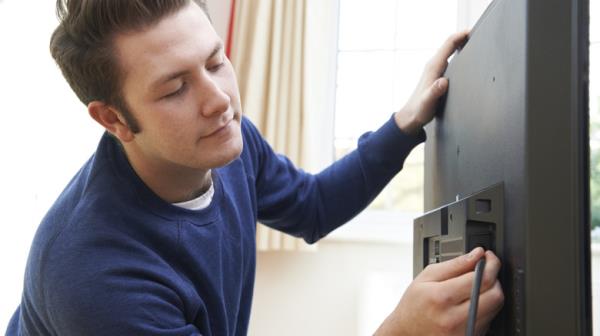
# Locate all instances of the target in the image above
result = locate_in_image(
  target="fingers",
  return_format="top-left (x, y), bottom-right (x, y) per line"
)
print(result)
top-left (403, 248), bottom-right (503, 335)
top-left (465, 280), bottom-right (505, 334)
top-left (473, 254), bottom-right (504, 330)
top-left (395, 249), bottom-right (503, 336)
top-left (436, 250), bottom-right (502, 303)
top-left (395, 30), bottom-right (470, 132)
top-left (417, 247), bottom-right (484, 282)
top-left (423, 30), bottom-right (470, 81)
top-left (421, 280), bottom-right (502, 335)
top-left (418, 77), bottom-right (449, 119)
top-left (481, 250), bottom-right (502, 293)
top-left (475, 285), bottom-right (505, 335)
top-left (433, 30), bottom-right (470, 65)
top-left (427, 78), bottom-right (449, 101)
top-left (434, 280), bottom-right (503, 335)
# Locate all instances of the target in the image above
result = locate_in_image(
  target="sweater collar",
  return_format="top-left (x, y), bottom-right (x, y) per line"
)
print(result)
top-left (100, 132), bottom-right (222, 225)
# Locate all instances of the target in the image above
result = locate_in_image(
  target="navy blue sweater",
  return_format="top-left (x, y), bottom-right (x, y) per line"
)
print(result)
top-left (7, 117), bottom-right (424, 336)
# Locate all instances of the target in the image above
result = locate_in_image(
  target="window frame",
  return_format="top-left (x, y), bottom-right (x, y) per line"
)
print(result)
top-left (322, 0), bottom-right (493, 243)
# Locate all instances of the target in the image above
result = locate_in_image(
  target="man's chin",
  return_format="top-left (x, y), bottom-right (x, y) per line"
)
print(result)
top-left (216, 147), bottom-right (243, 168)
top-left (202, 137), bottom-right (244, 169)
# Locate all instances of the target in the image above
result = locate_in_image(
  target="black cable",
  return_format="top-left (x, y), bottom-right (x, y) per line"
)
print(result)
top-left (466, 258), bottom-right (486, 336)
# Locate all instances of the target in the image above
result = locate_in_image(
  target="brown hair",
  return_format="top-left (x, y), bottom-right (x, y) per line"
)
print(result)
top-left (50, 0), bottom-right (209, 133)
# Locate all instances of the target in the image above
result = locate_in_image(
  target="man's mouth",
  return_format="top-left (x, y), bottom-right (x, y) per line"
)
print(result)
top-left (201, 117), bottom-right (234, 139)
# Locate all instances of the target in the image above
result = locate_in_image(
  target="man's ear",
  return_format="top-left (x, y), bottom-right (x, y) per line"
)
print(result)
top-left (88, 101), bottom-right (135, 142)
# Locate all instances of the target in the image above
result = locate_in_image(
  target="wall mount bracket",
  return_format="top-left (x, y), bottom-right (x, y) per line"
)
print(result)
top-left (413, 183), bottom-right (504, 276)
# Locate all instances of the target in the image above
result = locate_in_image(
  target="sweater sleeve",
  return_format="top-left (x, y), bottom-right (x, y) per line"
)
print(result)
top-left (243, 115), bottom-right (426, 243)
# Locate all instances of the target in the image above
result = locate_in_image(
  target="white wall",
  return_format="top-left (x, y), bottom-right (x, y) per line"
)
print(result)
top-left (0, 1), bottom-right (104, 331)
top-left (205, 0), bottom-right (233, 41)
top-left (249, 240), bottom-right (414, 336)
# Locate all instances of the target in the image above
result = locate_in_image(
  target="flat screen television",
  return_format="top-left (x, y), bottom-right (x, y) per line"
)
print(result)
top-left (420, 0), bottom-right (592, 334)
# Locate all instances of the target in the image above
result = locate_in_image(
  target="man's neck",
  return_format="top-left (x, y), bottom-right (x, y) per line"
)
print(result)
top-left (121, 143), bottom-right (212, 204)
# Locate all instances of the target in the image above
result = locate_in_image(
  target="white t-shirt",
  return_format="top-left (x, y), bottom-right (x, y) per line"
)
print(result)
top-left (172, 181), bottom-right (214, 211)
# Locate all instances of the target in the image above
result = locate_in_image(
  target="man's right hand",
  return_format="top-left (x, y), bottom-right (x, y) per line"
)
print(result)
top-left (375, 247), bottom-right (504, 336)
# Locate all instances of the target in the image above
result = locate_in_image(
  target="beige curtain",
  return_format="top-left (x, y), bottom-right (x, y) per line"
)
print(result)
top-left (230, 0), bottom-right (316, 252)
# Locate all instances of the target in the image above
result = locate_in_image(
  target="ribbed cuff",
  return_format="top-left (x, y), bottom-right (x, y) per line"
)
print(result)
top-left (357, 114), bottom-right (427, 169)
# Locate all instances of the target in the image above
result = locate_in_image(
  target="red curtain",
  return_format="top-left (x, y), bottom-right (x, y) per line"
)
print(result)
top-left (225, 0), bottom-right (236, 58)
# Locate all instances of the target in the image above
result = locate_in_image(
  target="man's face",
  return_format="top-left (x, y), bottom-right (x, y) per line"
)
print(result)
top-left (114, 2), bottom-right (243, 171)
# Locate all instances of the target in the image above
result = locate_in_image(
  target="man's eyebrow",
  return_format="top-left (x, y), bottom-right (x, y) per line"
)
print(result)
top-left (209, 42), bottom-right (224, 60)
top-left (150, 42), bottom-right (224, 89)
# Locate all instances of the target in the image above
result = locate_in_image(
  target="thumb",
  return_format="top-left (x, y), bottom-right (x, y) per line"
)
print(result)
top-left (434, 77), bottom-right (449, 96)
top-left (417, 247), bottom-right (484, 282)
top-left (430, 77), bottom-right (448, 99)
top-left (420, 78), bottom-right (448, 112)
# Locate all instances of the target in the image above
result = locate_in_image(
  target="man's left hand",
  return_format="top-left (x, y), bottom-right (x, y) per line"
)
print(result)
top-left (394, 30), bottom-right (469, 135)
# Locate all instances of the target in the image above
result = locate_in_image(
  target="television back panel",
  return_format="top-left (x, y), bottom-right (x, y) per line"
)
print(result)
top-left (423, 0), bottom-right (591, 334)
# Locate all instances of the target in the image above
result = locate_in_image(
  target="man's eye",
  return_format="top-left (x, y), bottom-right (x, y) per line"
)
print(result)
top-left (208, 62), bottom-right (225, 73)
top-left (164, 83), bottom-right (187, 99)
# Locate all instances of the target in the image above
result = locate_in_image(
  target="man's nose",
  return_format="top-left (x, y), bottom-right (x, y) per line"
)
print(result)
top-left (198, 77), bottom-right (230, 118)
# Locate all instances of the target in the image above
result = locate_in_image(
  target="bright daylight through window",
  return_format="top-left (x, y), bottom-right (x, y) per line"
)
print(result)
top-left (335, 0), bottom-right (458, 214)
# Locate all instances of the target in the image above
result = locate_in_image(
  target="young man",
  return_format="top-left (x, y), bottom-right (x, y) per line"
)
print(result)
top-left (7, 1), bottom-right (504, 335)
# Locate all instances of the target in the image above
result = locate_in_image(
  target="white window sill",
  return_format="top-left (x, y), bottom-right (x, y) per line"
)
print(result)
top-left (323, 210), bottom-right (417, 244)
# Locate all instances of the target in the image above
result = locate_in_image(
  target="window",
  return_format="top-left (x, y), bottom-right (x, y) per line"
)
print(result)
top-left (327, 0), bottom-right (492, 241)
top-left (335, 0), bottom-right (458, 213)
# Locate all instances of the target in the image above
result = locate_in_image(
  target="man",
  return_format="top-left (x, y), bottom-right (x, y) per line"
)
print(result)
top-left (6, 0), bottom-right (504, 335)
